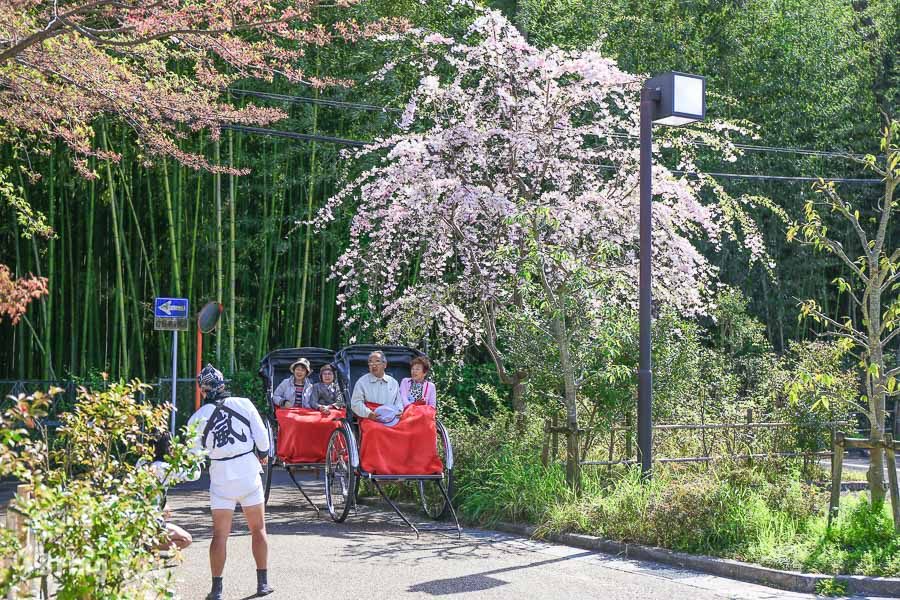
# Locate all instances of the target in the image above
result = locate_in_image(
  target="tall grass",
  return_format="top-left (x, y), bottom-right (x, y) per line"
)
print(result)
top-left (447, 407), bottom-right (900, 577)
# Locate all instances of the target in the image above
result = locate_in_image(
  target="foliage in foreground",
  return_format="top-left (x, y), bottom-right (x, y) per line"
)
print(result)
top-left (447, 407), bottom-right (900, 577)
top-left (0, 382), bottom-right (201, 599)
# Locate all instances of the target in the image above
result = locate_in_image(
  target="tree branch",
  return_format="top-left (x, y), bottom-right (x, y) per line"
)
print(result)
top-left (823, 186), bottom-right (871, 257)
top-left (0, 0), bottom-right (125, 63)
top-left (807, 308), bottom-right (868, 346)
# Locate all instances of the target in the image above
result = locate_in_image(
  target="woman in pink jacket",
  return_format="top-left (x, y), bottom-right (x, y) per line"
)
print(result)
top-left (399, 356), bottom-right (437, 408)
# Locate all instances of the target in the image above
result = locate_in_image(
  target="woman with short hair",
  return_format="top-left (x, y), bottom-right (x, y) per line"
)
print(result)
top-left (399, 356), bottom-right (437, 408)
top-left (306, 364), bottom-right (345, 414)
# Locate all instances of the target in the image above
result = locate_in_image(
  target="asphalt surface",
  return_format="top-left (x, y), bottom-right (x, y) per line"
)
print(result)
top-left (164, 472), bottom-right (851, 600)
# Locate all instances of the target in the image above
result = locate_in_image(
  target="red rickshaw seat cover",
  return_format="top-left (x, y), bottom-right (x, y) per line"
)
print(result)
top-left (359, 402), bottom-right (443, 475)
top-left (275, 407), bottom-right (345, 464)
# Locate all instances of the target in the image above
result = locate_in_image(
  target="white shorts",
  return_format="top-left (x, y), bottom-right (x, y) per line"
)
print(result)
top-left (209, 474), bottom-right (265, 511)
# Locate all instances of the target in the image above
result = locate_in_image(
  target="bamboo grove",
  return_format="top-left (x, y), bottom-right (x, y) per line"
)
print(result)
top-left (1, 0), bottom-right (898, 382)
top-left (1, 116), bottom-right (353, 380)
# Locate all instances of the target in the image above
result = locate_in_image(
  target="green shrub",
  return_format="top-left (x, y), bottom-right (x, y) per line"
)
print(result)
top-left (803, 496), bottom-right (900, 576)
top-left (815, 578), bottom-right (848, 597)
top-left (0, 383), bottom-right (202, 597)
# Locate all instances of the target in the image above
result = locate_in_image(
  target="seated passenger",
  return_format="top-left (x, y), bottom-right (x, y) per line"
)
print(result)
top-left (399, 356), bottom-right (437, 408)
top-left (306, 364), bottom-right (344, 415)
top-left (350, 350), bottom-right (403, 426)
top-left (272, 358), bottom-right (311, 408)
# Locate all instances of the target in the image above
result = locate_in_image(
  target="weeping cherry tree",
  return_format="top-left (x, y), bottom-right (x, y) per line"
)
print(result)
top-left (320, 10), bottom-right (775, 488)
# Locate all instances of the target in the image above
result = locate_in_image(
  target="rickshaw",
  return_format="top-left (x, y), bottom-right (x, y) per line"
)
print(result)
top-left (323, 345), bottom-right (460, 537)
top-left (257, 347), bottom-right (342, 512)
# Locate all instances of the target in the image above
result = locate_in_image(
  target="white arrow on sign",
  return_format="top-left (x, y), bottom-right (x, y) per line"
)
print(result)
top-left (158, 301), bottom-right (185, 316)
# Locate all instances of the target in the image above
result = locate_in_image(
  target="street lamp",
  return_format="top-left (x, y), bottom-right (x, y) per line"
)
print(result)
top-left (638, 71), bottom-right (706, 478)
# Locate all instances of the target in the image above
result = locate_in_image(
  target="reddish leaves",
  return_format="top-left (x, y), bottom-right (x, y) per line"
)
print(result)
top-left (0, 263), bottom-right (48, 325)
top-left (0, 1), bottom-right (410, 174)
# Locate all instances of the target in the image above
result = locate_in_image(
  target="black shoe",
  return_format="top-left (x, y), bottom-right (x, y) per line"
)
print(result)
top-left (257, 583), bottom-right (275, 596)
top-left (206, 593), bottom-right (223, 600)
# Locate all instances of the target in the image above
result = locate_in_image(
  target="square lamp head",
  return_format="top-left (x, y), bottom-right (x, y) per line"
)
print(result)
top-left (645, 72), bottom-right (706, 126)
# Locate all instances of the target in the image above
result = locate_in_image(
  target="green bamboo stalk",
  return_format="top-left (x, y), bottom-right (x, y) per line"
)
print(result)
top-left (296, 67), bottom-right (320, 347)
top-left (161, 158), bottom-right (182, 296)
top-left (102, 125), bottom-right (130, 377)
top-left (187, 134), bottom-right (204, 334)
top-left (215, 138), bottom-right (223, 363)
top-left (256, 138), bottom-right (271, 360)
top-left (66, 180), bottom-right (78, 373)
top-left (13, 216), bottom-right (26, 377)
top-left (229, 129), bottom-right (237, 372)
top-left (20, 167), bottom-right (52, 377)
top-left (115, 153), bottom-right (146, 378)
top-left (145, 171), bottom-right (166, 375)
top-left (81, 158), bottom-right (97, 371)
top-left (317, 228), bottom-right (327, 345)
top-left (45, 153), bottom-right (55, 378)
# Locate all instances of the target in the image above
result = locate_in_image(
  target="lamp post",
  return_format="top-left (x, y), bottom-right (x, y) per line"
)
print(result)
top-left (639, 71), bottom-right (706, 479)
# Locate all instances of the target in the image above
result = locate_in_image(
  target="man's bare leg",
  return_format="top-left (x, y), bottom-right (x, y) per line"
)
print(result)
top-left (242, 502), bottom-right (273, 596)
top-left (210, 509), bottom-right (233, 576)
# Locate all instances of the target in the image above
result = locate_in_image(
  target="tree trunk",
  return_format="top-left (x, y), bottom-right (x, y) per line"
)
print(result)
top-left (551, 314), bottom-right (581, 493)
top-left (510, 375), bottom-right (526, 414)
top-left (869, 363), bottom-right (888, 504)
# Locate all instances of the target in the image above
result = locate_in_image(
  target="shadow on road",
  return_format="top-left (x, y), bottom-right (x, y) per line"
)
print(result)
top-left (406, 551), bottom-right (595, 596)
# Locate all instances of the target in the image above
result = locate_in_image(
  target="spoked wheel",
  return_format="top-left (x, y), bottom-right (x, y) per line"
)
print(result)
top-left (325, 427), bottom-right (355, 522)
top-left (418, 420), bottom-right (453, 520)
top-left (263, 418), bottom-right (275, 505)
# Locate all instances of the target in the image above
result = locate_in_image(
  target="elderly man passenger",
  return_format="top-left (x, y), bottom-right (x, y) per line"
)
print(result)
top-left (350, 351), bottom-right (403, 425)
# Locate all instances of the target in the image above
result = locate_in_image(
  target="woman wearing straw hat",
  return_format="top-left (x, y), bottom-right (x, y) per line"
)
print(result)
top-left (272, 357), bottom-right (312, 408)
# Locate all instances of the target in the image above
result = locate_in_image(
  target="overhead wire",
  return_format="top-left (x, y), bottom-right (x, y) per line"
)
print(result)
top-left (224, 124), bottom-right (883, 185)
top-left (230, 88), bottom-right (402, 113)
top-left (229, 88), bottom-right (877, 160)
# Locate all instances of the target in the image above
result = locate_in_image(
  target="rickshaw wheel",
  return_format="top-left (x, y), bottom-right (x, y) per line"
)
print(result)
top-left (263, 419), bottom-right (275, 505)
top-left (263, 453), bottom-right (274, 505)
top-left (325, 427), bottom-right (355, 522)
top-left (418, 420), bottom-right (453, 520)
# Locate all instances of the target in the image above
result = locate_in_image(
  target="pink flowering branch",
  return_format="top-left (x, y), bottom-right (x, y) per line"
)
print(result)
top-left (0, 1), bottom-right (411, 172)
top-left (320, 9), bottom-right (774, 365)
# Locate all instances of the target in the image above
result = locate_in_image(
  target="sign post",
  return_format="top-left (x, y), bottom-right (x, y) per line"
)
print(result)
top-left (170, 329), bottom-right (178, 436)
top-left (154, 297), bottom-right (189, 435)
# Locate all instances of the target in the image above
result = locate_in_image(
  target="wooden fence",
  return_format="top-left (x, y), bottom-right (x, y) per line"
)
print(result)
top-left (830, 432), bottom-right (900, 531)
top-left (571, 418), bottom-right (848, 467)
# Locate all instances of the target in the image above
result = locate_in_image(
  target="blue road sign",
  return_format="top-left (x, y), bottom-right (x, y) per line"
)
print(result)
top-left (154, 297), bottom-right (189, 318)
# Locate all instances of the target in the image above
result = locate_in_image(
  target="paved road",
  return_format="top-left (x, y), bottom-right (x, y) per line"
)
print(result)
top-left (164, 472), bottom-right (873, 600)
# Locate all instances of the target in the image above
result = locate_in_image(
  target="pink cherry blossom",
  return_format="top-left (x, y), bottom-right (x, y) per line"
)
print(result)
top-left (318, 10), bottom-right (772, 354)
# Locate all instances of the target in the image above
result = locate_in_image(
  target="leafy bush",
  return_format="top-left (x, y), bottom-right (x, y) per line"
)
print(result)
top-left (541, 465), bottom-right (822, 558)
top-left (444, 396), bottom-right (572, 524)
top-left (0, 382), bottom-right (201, 598)
top-left (448, 408), bottom-right (900, 578)
top-left (802, 497), bottom-right (900, 576)
top-left (229, 369), bottom-right (267, 414)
